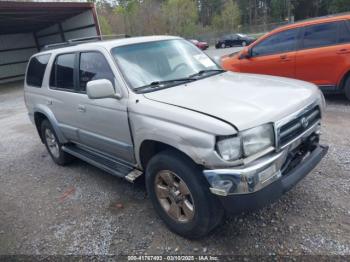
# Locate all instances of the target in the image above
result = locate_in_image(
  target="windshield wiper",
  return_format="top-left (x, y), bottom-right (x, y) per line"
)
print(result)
top-left (135, 78), bottom-right (196, 91)
top-left (189, 69), bottom-right (225, 78)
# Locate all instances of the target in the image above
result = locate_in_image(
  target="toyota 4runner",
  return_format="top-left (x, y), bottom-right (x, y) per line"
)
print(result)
top-left (24, 36), bottom-right (328, 238)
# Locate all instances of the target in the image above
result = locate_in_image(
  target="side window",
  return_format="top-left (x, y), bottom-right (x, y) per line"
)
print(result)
top-left (252, 29), bottom-right (299, 57)
top-left (78, 52), bottom-right (115, 92)
top-left (50, 53), bottom-right (76, 90)
top-left (26, 54), bottom-right (51, 87)
top-left (338, 21), bottom-right (350, 44)
top-left (302, 22), bottom-right (338, 49)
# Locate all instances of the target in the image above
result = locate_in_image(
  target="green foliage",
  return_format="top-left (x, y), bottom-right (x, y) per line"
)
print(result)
top-left (99, 15), bottom-right (113, 35)
top-left (212, 0), bottom-right (240, 32)
top-left (162, 0), bottom-right (198, 37)
top-left (329, 0), bottom-right (350, 13)
top-left (95, 0), bottom-right (350, 37)
top-left (271, 0), bottom-right (287, 21)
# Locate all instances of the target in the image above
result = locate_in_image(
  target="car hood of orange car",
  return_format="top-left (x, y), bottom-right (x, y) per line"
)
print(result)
top-left (143, 72), bottom-right (321, 131)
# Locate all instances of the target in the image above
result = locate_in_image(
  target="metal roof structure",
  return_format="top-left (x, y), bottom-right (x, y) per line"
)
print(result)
top-left (0, 1), bottom-right (100, 83)
top-left (0, 1), bottom-right (98, 35)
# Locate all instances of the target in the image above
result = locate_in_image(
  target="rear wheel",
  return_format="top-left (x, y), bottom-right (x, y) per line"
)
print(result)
top-left (41, 120), bottom-right (73, 165)
top-left (345, 77), bottom-right (350, 101)
top-left (146, 150), bottom-right (224, 239)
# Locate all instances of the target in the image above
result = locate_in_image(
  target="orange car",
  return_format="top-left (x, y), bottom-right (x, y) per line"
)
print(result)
top-left (222, 14), bottom-right (350, 100)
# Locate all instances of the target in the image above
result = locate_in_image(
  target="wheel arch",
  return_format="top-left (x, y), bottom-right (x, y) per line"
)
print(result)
top-left (33, 105), bottom-right (67, 144)
top-left (138, 139), bottom-right (201, 171)
top-left (338, 70), bottom-right (350, 90)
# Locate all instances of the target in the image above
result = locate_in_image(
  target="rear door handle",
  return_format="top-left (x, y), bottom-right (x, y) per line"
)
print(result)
top-left (280, 55), bottom-right (291, 62)
top-left (337, 49), bottom-right (350, 54)
top-left (77, 105), bottom-right (86, 113)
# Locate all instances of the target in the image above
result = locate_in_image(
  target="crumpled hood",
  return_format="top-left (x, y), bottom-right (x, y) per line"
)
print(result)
top-left (143, 72), bottom-right (320, 131)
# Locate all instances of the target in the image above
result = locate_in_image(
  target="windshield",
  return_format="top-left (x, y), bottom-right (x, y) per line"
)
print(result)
top-left (111, 39), bottom-right (221, 91)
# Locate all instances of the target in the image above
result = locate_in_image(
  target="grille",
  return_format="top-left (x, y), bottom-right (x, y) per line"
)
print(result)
top-left (278, 106), bottom-right (321, 147)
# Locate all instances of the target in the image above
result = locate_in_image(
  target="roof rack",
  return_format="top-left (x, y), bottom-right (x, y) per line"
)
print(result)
top-left (41, 34), bottom-right (131, 51)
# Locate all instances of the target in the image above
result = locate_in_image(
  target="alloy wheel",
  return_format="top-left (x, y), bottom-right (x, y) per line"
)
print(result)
top-left (45, 128), bottom-right (60, 158)
top-left (155, 170), bottom-right (195, 223)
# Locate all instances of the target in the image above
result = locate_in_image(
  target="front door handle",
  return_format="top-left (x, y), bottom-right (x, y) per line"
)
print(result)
top-left (77, 105), bottom-right (86, 113)
top-left (46, 100), bottom-right (52, 105)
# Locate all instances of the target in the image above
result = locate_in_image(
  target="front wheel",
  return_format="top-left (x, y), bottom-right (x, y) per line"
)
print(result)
top-left (345, 77), bottom-right (350, 101)
top-left (146, 150), bottom-right (224, 239)
top-left (41, 119), bottom-right (73, 165)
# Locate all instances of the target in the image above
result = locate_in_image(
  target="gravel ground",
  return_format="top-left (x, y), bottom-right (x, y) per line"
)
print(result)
top-left (0, 49), bottom-right (349, 257)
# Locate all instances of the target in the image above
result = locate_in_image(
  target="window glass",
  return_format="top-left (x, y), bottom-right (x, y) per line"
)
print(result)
top-left (302, 22), bottom-right (338, 49)
top-left (50, 53), bottom-right (75, 90)
top-left (26, 54), bottom-right (51, 87)
top-left (338, 21), bottom-right (350, 43)
top-left (111, 39), bottom-right (219, 90)
top-left (79, 52), bottom-right (115, 92)
top-left (252, 28), bottom-right (298, 56)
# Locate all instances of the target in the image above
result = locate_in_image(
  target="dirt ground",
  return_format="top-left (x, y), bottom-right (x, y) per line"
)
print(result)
top-left (0, 79), bottom-right (349, 257)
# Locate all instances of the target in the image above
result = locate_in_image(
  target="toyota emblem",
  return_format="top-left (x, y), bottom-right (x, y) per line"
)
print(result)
top-left (301, 117), bottom-right (309, 128)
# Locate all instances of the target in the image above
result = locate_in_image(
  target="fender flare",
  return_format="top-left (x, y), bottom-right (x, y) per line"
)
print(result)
top-left (337, 69), bottom-right (350, 90)
top-left (33, 105), bottom-right (68, 144)
top-left (135, 133), bottom-right (204, 169)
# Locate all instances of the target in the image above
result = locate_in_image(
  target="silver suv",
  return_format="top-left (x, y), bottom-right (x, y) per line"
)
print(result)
top-left (24, 36), bottom-right (328, 238)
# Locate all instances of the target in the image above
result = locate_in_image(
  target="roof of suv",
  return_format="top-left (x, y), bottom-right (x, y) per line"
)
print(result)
top-left (38, 35), bottom-right (181, 55)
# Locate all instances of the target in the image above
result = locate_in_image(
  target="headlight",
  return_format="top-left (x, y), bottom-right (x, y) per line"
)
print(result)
top-left (216, 136), bottom-right (241, 161)
top-left (216, 124), bottom-right (274, 161)
top-left (241, 124), bottom-right (274, 157)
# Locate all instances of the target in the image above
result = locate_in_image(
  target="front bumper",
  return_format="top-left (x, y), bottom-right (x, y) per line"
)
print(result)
top-left (204, 141), bottom-right (328, 214)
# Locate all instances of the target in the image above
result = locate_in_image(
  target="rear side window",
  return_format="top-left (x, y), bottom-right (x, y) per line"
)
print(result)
top-left (302, 22), bottom-right (338, 49)
top-left (339, 21), bottom-right (350, 44)
top-left (26, 54), bottom-right (51, 87)
top-left (252, 28), bottom-right (299, 56)
top-left (78, 52), bottom-right (115, 92)
top-left (50, 53), bottom-right (76, 90)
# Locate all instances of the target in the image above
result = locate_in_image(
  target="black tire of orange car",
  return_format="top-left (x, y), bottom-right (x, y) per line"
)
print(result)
top-left (145, 150), bottom-right (224, 239)
top-left (345, 77), bottom-right (350, 101)
top-left (41, 119), bottom-right (73, 166)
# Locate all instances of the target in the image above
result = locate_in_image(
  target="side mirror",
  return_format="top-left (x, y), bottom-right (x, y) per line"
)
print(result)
top-left (239, 47), bottom-right (252, 60)
top-left (86, 79), bottom-right (122, 99)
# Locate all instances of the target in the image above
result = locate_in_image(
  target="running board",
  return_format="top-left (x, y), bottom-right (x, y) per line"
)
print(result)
top-left (62, 144), bottom-right (135, 178)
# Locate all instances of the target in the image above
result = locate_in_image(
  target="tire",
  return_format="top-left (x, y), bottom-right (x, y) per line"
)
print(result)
top-left (242, 41), bottom-right (247, 47)
top-left (41, 119), bottom-right (73, 165)
top-left (146, 150), bottom-right (224, 239)
top-left (345, 77), bottom-right (350, 101)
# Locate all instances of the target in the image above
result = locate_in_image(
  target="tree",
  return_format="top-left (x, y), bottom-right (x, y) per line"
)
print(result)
top-left (162, 0), bottom-right (198, 37)
top-left (197, 0), bottom-right (223, 26)
top-left (99, 15), bottom-right (113, 35)
top-left (329, 0), bottom-right (350, 13)
top-left (212, 0), bottom-right (241, 32)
